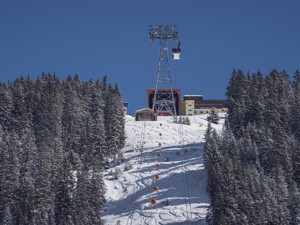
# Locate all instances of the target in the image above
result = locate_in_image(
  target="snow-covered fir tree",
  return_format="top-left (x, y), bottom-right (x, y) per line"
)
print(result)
top-left (0, 74), bottom-right (125, 224)
top-left (205, 69), bottom-right (300, 225)
top-left (207, 107), bottom-right (219, 124)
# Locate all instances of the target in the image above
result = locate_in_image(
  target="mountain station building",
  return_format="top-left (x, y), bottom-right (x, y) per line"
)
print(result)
top-left (180, 95), bottom-right (227, 116)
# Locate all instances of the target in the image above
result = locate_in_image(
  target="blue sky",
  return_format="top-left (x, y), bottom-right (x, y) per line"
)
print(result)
top-left (1, 1), bottom-right (300, 114)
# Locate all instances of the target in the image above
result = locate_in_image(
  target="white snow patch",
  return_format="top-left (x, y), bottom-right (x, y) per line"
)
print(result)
top-left (102, 114), bottom-right (225, 225)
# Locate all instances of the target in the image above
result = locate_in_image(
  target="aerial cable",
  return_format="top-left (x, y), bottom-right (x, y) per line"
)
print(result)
top-left (178, 121), bottom-right (193, 223)
top-left (179, 122), bottom-right (190, 220)
top-left (173, 41), bottom-right (181, 88)
top-left (134, 122), bottom-right (159, 222)
top-left (148, 38), bottom-right (154, 89)
top-left (175, 58), bottom-right (179, 87)
top-left (145, 40), bottom-right (151, 108)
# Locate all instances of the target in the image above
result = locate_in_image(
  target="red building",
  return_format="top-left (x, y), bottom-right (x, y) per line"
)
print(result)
top-left (147, 89), bottom-right (181, 116)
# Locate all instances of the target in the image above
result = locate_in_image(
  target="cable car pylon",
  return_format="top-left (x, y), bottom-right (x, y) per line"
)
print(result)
top-left (149, 25), bottom-right (181, 121)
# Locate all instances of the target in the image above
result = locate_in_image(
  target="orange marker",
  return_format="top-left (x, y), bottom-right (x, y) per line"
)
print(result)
top-left (151, 199), bottom-right (157, 205)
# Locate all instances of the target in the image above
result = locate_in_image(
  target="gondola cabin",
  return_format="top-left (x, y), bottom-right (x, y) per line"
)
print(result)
top-left (172, 41), bottom-right (181, 60)
top-left (172, 48), bottom-right (181, 60)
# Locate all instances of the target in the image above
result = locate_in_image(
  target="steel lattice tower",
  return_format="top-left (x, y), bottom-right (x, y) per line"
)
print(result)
top-left (149, 25), bottom-right (179, 119)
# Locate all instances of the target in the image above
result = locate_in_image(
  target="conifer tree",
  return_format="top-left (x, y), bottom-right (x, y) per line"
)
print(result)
top-left (0, 74), bottom-right (125, 224)
top-left (89, 170), bottom-right (105, 225)
top-left (0, 131), bottom-right (21, 224)
top-left (10, 77), bottom-right (27, 137)
top-left (74, 169), bottom-right (89, 225)
top-left (291, 69), bottom-right (300, 141)
top-left (19, 126), bottom-right (37, 225)
top-left (207, 107), bottom-right (219, 124)
top-left (106, 84), bottom-right (125, 162)
top-left (207, 69), bottom-right (300, 224)
top-left (0, 83), bottom-right (12, 131)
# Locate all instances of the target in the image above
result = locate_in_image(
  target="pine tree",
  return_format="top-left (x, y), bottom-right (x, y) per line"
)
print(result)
top-left (19, 125), bottom-right (38, 225)
top-left (269, 163), bottom-right (291, 224)
top-left (89, 170), bottom-right (105, 225)
top-left (54, 152), bottom-right (76, 225)
top-left (84, 80), bottom-right (107, 169)
top-left (291, 69), bottom-right (300, 141)
top-left (204, 123), bottom-right (221, 169)
top-left (226, 69), bottom-right (249, 137)
top-left (3, 206), bottom-right (13, 225)
top-left (0, 131), bottom-right (21, 224)
top-left (106, 84), bottom-right (125, 162)
top-left (33, 74), bottom-right (63, 224)
top-left (239, 124), bottom-right (259, 166)
top-left (74, 169), bottom-right (89, 225)
top-left (10, 77), bottom-right (28, 137)
top-left (0, 83), bottom-right (12, 131)
top-left (0, 74), bottom-right (123, 224)
top-left (207, 107), bottom-right (219, 124)
top-left (62, 75), bottom-right (86, 163)
top-left (288, 180), bottom-right (300, 225)
top-left (208, 69), bottom-right (300, 224)
top-left (245, 71), bottom-right (265, 124)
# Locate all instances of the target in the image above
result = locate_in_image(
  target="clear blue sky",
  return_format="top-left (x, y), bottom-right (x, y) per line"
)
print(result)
top-left (1, 0), bottom-right (300, 115)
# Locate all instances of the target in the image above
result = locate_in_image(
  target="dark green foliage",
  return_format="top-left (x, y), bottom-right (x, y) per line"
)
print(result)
top-left (0, 74), bottom-right (125, 224)
top-left (206, 69), bottom-right (300, 224)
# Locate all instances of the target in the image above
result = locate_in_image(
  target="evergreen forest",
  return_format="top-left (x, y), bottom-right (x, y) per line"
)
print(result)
top-left (0, 74), bottom-right (125, 225)
top-left (205, 69), bottom-right (300, 224)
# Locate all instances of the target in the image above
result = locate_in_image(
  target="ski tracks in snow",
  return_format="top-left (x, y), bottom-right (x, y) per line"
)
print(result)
top-left (102, 116), bottom-right (217, 225)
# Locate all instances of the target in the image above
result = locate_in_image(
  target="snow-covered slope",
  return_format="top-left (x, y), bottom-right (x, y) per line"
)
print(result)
top-left (102, 114), bottom-right (225, 225)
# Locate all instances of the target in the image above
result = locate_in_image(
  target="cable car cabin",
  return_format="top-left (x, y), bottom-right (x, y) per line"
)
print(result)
top-left (172, 48), bottom-right (181, 60)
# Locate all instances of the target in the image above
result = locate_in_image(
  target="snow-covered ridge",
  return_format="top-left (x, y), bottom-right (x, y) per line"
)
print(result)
top-left (102, 114), bottom-right (225, 225)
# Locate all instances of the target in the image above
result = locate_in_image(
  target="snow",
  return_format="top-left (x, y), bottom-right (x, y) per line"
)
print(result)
top-left (102, 114), bottom-right (225, 225)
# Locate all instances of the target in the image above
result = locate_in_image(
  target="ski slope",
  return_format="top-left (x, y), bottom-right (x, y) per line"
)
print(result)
top-left (102, 114), bottom-right (225, 225)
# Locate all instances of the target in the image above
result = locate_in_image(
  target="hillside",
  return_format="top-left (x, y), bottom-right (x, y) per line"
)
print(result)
top-left (101, 114), bottom-right (225, 225)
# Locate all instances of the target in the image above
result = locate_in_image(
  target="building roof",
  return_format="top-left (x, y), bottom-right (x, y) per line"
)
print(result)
top-left (183, 95), bottom-right (203, 97)
top-left (135, 108), bottom-right (154, 113)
